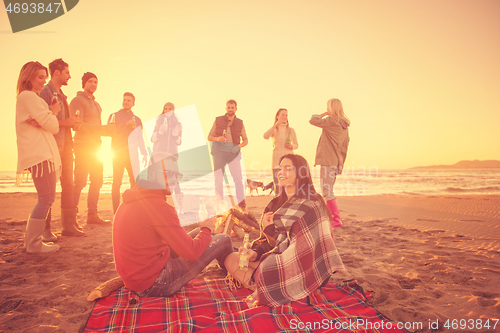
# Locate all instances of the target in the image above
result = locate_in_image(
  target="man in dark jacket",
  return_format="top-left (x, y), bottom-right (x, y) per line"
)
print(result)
top-left (40, 58), bottom-right (84, 239)
top-left (207, 100), bottom-right (248, 209)
top-left (108, 92), bottom-right (148, 213)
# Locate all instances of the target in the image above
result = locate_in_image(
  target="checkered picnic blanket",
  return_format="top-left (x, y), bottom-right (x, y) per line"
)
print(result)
top-left (84, 278), bottom-right (405, 332)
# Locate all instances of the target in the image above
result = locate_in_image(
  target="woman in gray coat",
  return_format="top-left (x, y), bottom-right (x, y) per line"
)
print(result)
top-left (309, 98), bottom-right (350, 227)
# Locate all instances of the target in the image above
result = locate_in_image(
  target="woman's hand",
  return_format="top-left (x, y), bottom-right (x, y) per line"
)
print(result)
top-left (320, 111), bottom-right (329, 117)
top-left (239, 248), bottom-right (258, 262)
top-left (26, 117), bottom-right (41, 128)
top-left (49, 101), bottom-right (61, 116)
top-left (159, 124), bottom-right (167, 135)
top-left (285, 142), bottom-right (293, 149)
top-left (261, 212), bottom-right (274, 229)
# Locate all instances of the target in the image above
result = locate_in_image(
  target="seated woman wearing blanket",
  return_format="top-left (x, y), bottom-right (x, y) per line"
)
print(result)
top-left (224, 154), bottom-right (344, 307)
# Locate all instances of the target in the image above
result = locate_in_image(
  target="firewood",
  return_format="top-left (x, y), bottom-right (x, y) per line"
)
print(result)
top-left (87, 277), bottom-right (124, 301)
top-left (232, 224), bottom-right (246, 239)
top-left (213, 215), bottom-right (226, 234)
top-left (232, 217), bottom-right (254, 233)
top-left (231, 209), bottom-right (259, 229)
top-left (223, 214), bottom-right (234, 235)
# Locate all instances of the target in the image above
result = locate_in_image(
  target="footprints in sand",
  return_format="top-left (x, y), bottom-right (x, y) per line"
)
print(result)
top-left (333, 216), bottom-right (500, 331)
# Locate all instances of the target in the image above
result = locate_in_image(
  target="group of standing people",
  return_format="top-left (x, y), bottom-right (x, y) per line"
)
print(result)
top-left (15, 59), bottom-right (139, 253)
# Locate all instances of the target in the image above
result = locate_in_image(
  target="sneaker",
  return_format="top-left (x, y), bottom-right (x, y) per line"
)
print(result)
top-left (87, 212), bottom-right (110, 225)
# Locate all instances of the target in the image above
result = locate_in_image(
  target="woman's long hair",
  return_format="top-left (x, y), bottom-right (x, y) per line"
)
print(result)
top-left (327, 98), bottom-right (350, 126)
top-left (272, 154), bottom-right (331, 217)
top-left (16, 61), bottom-right (48, 96)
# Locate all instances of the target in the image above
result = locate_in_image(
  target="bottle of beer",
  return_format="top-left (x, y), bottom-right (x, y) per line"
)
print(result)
top-left (239, 233), bottom-right (250, 270)
top-left (51, 92), bottom-right (58, 106)
top-left (198, 197), bottom-right (208, 221)
top-left (74, 110), bottom-right (81, 131)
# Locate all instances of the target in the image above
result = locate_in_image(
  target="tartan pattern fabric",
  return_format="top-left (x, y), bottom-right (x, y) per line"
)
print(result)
top-left (256, 197), bottom-right (345, 307)
top-left (84, 278), bottom-right (405, 333)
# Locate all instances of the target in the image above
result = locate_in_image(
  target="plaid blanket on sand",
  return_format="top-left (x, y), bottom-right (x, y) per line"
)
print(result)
top-left (256, 197), bottom-right (345, 307)
top-left (84, 278), bottom-right (406, 332)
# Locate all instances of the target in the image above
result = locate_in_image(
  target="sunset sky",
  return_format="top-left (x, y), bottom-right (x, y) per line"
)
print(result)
top-left (1, 0), bottom-right (499, 174)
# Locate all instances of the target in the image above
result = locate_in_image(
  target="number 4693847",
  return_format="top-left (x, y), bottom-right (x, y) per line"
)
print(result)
top-left (5, 3), bottom-right (62, 14)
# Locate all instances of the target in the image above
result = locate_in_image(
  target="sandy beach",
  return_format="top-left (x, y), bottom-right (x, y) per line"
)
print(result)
top-left (1, 192), bottom-right (499, 332)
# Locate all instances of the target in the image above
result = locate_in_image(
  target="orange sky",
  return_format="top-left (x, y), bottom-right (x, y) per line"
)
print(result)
top-left (1, 0), bottom-right (499, 173)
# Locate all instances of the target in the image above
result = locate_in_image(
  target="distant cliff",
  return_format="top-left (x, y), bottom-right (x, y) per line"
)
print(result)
top-left (410, 160), bottom-right (500, 169)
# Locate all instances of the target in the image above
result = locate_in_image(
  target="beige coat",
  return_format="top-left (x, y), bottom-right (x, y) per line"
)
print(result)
top-left (309, 114), bottom-right (350, 171)
top-left (16, 91), bottom-right (61, 175)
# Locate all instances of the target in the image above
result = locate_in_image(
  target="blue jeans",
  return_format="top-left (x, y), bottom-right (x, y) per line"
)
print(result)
top-left (135, 230), bottom-right (233, 297)
top-left (112, 152), bottom-right (135, 213)
top-left (59, 146), bottom-right (75, 208)
top-left (30, 160), bottom-right (57, 219)
top-left (213, 151), bottom-right (245, 205)
top-left (74, 145), bottom-right (103, 213)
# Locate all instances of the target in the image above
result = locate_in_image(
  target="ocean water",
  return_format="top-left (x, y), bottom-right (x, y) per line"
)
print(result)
top-left (2, 168), bottom-right (500, 196)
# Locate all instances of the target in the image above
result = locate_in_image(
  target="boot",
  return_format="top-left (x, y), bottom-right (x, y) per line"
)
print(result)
top-left (74, 206), bottom-right (83, 231)
top-left (42, 208), bottom-right (58, 243)
top-left (25, 216), bottom-right (60, 253)
top-left (174, 193), bottom-right (184, 214)
top-left (326, 198), bottom-right (343, 227)
top-left (87, 212), bottom-right (111, 225)
top-left (61, 207), bottom-right (85, 237)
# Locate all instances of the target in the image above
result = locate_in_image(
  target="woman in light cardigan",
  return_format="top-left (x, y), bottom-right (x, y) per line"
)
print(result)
top-left (16, 61), bottom-right (62, 253)
top-left (263, 108), bottom-right (298, 196)
top-left (309, 98), bottom-right (350, 227)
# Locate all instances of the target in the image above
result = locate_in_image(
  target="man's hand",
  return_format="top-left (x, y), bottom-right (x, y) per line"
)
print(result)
top-left (217, 136), bottom-right (226, 142)
top-left (198, 217), bottom-right (216, 232)
top-left (126, 119), bottom-right (137, 129)
top-left (230, 145), bottom-right (240, 154)
top-left (285, 142), bottom-right (293, 149)
top-left (61, 117), bottom-right (81, 129)
top-left (49, 101), bottom-right (61, 116)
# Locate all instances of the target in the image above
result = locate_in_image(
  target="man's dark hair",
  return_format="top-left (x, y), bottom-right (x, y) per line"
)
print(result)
top-left (48, 58), bottom-right (69, 76)
top-left (226, 99), bottom-right (237, 107)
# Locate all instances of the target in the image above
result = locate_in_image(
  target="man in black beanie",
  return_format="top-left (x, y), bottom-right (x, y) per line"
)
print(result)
top-left (69, 72), bottom-right (115, 225)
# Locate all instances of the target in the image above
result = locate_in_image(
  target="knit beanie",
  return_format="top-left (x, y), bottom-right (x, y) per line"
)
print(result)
top-left (82, 72), bottom-right (97, 88)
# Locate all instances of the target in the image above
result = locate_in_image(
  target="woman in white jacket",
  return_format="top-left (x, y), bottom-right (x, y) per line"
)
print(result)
top-left (16, 61), bottom-right (62, 253)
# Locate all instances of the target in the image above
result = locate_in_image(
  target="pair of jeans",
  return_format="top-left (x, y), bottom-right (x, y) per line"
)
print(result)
top-left (112, 152), bottom-right (135, 213)
top-left (59, 146), bottom-right (75, 208)
top-left (320, 165), bottom-right (338, 201)
top-left (213, 151), bottom-right (245, 205)
top-left (135, 229), bottom-right (233, 297)
top-left (30, 160), bottom-right (57, 219)
top-left (74, 144), bottom-right (103, 213)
